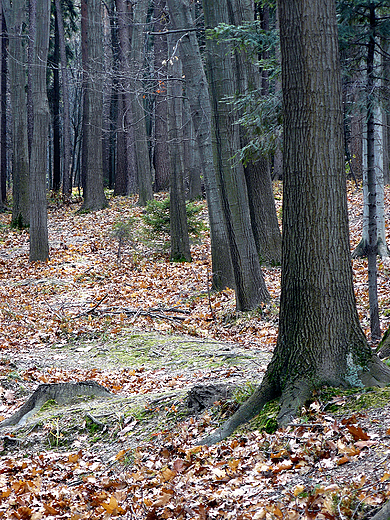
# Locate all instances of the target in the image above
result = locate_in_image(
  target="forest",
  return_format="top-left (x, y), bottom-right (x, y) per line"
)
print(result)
top-left (0, 0), bottom-right (390, 518)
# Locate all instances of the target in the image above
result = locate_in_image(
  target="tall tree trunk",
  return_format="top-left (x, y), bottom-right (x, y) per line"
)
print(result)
top-left (54, 0), bottom-right (72, 199)
top-left (51, 15), bottom-right (61, 192)
top-left (166, 0), bottom-right (235, 290)
top-left (202, 0), bottom-right (270, 309)
top-left (383, 38), bottom-right (390, 185)
top-left (80, 0), bottom-right (108, 211)
top-left (351, 5), bottom-right (389, 338)
top-left (130, 0), bottom-right (153, 205)
top-left (29, 0), bottom-right (50, 261)
top-left (153, 0), bottom-right (169, 192)
top-left (167, 40), bottom-right (191, 262)
top-left (183, 99), bottom-right (202, 200)
top-left (230, 0), bottom-right (282, 266)
top-left (199, 0), bottom-right (390, 447)
top-left (3, 0), bottom-right (30, 227)
top-left (366, 4), bottom-right (380, 341)
top-left (115, 0), bottom-right (137, 196)
top-left (0, 4), bottom-right (6, 206)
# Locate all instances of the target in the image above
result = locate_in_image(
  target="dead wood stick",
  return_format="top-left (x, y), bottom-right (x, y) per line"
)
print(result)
top-left (73, 293), bottom-right (109, 318)
top-left (96, 308), bottom-right (187, 322)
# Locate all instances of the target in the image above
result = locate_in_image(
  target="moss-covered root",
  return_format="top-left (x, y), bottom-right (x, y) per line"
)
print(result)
top-left (196, 377), bottom-right (280, 446)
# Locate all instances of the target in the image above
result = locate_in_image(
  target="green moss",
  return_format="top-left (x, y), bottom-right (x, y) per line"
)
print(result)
top-left (316, 386), bottom-right (390, 414)
top-left (247, 400), bottom-right (280, 434)
top-left (39, 399), bottom-right (59, 412)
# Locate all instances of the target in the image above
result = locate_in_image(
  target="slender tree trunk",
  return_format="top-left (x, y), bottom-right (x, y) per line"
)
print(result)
top-left (80, 0), bottom-right (108, 211)
top-left (199, 0), bottom-right (390, 447)
top-left (167, 41), bottom-right (191, 262)
top-left (115, 0), bottom-right (137, 196)
top-left (130, 0), bottom-right (153, 205)
top-left (3, 0), bottom-right (30, 227)
top-left (0, 4), bottom-right (6, 206)
top-left (230, 0), bottom-right (282, 266)
top-left (166, 0), bottom-right (235, 290)
top-left (51, 16), bottom-right (61, 192)
top-left (202, 0), bottom-right (270, 309)
top-left (383, 38), bottom-right (390, 185)
top-left (366, 4), bottom-right (380, 341)
top-left (29, 0), bottom-right (50, 261)
top-left (54, 0), bottom-right (72, 199)
top-left (153, 0), bottom-right (170, 192)
top-left (351, 5), bottom-right (389, 338)
top-left (183, 99), bottom-right (202, 200)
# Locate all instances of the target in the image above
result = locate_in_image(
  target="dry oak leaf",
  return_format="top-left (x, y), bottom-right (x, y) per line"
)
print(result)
top-left (346, 424), bottom-right (370, 441)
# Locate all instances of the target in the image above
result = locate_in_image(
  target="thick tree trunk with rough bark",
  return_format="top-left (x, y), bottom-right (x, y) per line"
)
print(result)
top-left (202, 0), bottom-right (270, 310)
top-left (3, 0), bottom-right (30, 227)
top-left (130, 0), bottom-right (153, 206)
top-left (167, 41), bottom-right (191, 263)
top-left (29, 0), bottom-right (49, 262)
top-left (80, 0), bottom-right (108, 211)
top-left (199, 0), bottom-right (390, 447)
top-left (166, 0), bottom-right (234, 290)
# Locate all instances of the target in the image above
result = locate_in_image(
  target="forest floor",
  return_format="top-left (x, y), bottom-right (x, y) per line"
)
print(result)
top-left (0, 182), bottom-right (389, 519)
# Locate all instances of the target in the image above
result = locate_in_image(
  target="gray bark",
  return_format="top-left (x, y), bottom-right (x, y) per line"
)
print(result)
top-left (166, 0), bottom-right (235, 290)
top-left (167, 41), bottom-right (191, 262)
top-left (130, 0), bottom-right (153, 206)
top-left (3, 0), bottom-right (30, 227)
top-left (183, 99), bottom-right (202, 201)
top-left (0, 3), bottom-right (5, 207)
top-left (29, 0), bottom-right (50, 262)
top-left (54, 0), bottom-right (72, 199)
top-left (153, 0), bottom-right (170, 192)
top-left (115, 0), bottom-right (137, 196)
top-left (202, 0), bottom-right (270, 310)
top-left (198, 0), bottom-right (390, 447)
top-left (80, 0), bottom-right (108, 211)
top-left (229, 0), bottom-right (282, 266)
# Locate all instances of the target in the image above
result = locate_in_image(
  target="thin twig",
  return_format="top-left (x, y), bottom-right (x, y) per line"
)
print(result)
top-left (73, 293), bottom-right (109, 318)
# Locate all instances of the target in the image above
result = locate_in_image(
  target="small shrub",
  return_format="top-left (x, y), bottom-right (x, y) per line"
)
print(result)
top-left (142, 196), bottom-right (206, 239)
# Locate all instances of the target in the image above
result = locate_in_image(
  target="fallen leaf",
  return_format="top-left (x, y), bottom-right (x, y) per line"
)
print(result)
top-left (347, 425), bottom-right (370, 441)
top-left (337, 455), bottom-right (350, 465)
top-left (293, 484), bottom-right (305, 497)
top-left (381, 473), bottom-right (390, 483)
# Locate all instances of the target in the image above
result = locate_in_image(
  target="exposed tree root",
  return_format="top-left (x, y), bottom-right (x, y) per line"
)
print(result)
top-left (196, 375), bottom-right (279, 446)
top-left (277, 379), bottom-right (313, 426)
top-left (196, 358), bottom-right (390, 446)
top-left (352, 238), bottom-right (390, 259)
top-left (0, 381), bottom-right (112, 428)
